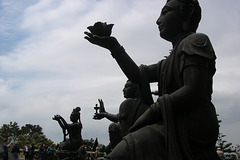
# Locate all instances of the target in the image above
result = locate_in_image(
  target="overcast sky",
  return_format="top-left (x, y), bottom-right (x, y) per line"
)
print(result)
top-left (0, 0), bottom-right (239, 146)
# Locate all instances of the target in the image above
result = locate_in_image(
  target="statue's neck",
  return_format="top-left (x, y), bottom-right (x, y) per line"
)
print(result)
top-left (172, 31), bottom-right (193, 48)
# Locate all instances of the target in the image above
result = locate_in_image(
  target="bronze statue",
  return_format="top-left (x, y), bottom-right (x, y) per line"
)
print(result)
top-left (93, 80), bottom-right (149, 137)
top-left (105, 123), bottom-right (122, 155)
top-left (53, 107), bottom-right (83, 151)
top-left (85, 0), bottom-right (220, 159)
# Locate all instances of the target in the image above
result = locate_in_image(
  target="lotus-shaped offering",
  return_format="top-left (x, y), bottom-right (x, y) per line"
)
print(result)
top-left (87, 22), bottom-right (114, 37)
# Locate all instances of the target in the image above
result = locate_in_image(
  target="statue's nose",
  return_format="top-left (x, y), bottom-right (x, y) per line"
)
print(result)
top-left (156, 17), bottom-right (161, 25)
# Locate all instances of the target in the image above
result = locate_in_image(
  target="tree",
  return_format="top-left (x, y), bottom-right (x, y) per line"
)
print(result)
top-left (17, 133), bottom-right (54, 149)
top-left (217, 115), bottom-right (238, 160)
top-left (0, 121), bottom-right (20, 142)
top-left (92, 138), bottom-right (99, 151)
top-left (84, 138), bottom-right (95, 151)
top-left (0, 122), bottom-right (54, 149)
top-left (20, 124), bottom-right (43, 135)
top-left (17, 124), bottom-right (53, 148)
top-left (216, 133), bottom-right (237, 160)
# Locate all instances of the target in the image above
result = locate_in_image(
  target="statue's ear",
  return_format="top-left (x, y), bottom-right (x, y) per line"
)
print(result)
top-left (181, 4), bottom-right (194, 21)
top-left (181, 4), bottom-right (194, 31)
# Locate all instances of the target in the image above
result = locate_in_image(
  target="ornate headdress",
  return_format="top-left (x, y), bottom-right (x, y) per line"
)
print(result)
top-left (177, 0), bottom-right (201, 32)
top-left (71, 107), bottom-right (81, 120)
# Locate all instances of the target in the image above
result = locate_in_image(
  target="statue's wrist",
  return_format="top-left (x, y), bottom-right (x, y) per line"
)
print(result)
top-left (110, 45), bottom-right (125, 58)
top-left (102, 112), bottom-right (108, 116)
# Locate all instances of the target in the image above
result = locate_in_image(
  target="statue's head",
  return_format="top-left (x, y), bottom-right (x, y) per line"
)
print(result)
top-left (70, 107), bottom-right (81, 123)
top-left (156, 0), bottom-right (201, 41)
top-left (122, 80), bottom-right (138, 99)
top-left (108, 123), bottom-right (122, 147)
top-left (108, 123), bottom-right (121, 136)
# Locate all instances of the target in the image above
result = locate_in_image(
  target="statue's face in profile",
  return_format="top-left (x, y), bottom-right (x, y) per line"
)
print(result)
top-left (122, 81), bottom-right (136, 99)
top-left (156, 0), bottom-right (183, 42)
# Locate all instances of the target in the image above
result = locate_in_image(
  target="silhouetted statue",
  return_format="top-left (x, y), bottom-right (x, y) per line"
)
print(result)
top-left (93, 80), bottom-right (149, 137)
top-left (53, 107), bottom-right (83, 151)
top-left (85, 0), bottom-right (220, 159)
top-left (105, 123), bottom-right (122, 155)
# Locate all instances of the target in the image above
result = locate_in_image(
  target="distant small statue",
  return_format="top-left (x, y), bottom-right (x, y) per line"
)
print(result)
top-left (53, 107), bottom-right (83, 151)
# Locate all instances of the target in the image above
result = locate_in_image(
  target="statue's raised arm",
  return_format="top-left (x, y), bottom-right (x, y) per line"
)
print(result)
top-left (52, 114), bottom-right (68, 141)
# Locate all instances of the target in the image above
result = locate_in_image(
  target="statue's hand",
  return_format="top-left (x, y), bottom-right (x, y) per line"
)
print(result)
top-left (84, 32), bottom-right (120, 52)
top-left (93, 112), bottom-right (107, 120)
top-left (98, 99), bottom-right (106, 112)
top-left (52, 114), bottom-right (61, 120)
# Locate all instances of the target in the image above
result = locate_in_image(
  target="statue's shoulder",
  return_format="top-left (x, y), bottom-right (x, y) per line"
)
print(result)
top-left (121, 98), bottom-right (136, 105)
top-left (120, 98), bottom-right (142, 109)
top-left (178, 33), bottom-right (216, 59)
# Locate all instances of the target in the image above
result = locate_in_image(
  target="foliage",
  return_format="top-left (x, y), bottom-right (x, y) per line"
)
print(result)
top-left (217, 114), bottom-right (239, 160)
top-left (92, 138), bottom-right (99, 151)
top-left (17, 133), bottom-right (54, 149)
top-left (0, 122), bottom-right (54, 149)
top-left (83, 138), bottom-right (95, 151)
top-left (216, 133), bottom-right (239, 160)
top-left (0, 121), bottom-right (20, 142)
top-left (20, 124), bottom-right (43, 135)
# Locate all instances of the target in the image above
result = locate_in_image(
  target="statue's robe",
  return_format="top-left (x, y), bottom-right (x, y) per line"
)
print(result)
top-left (118, 98), bottom-right (150, 137)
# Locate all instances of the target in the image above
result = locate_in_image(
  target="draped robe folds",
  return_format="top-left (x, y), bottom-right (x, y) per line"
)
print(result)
top-left (118, 98), bottom-right (150, 137)
top-left (107, 33), bottom-right (220, 160)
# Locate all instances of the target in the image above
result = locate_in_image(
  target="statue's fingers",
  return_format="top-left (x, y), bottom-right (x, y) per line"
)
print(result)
top-left (87, 26), bottom-right (94, 32)
top-left (84, 36), bottom-right (96, 44)
top-left (84, 33), bottom-right (100, 44)
top-left (84, 31), bottom-right (93, 37)
top-left (84, 36), bottom-right (90, 41)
